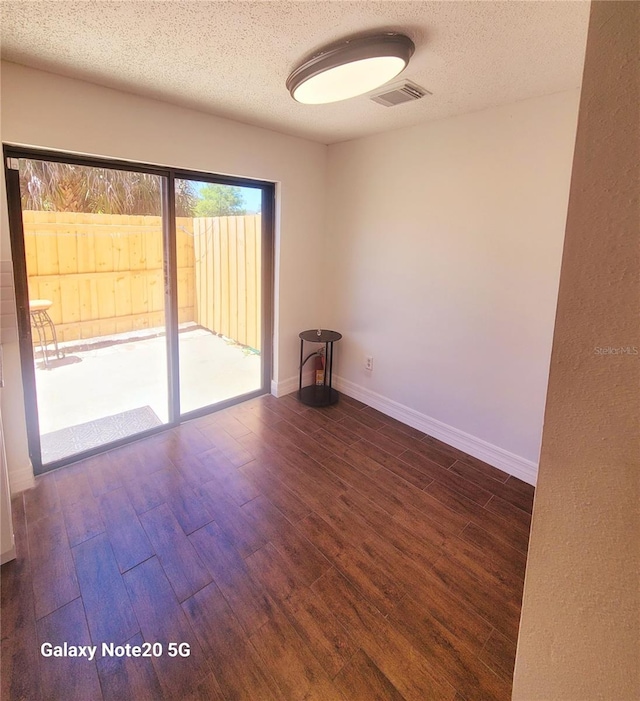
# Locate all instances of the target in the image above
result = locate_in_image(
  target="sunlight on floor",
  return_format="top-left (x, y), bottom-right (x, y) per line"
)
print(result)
top-left (34, 327), bottom-right (261, 436)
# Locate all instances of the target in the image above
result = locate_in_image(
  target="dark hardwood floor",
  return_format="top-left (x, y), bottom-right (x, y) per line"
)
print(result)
top-left (1, 392), bottom-right (534, 700)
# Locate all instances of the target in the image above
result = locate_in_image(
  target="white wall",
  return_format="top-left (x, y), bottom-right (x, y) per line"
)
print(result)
top-left (0, 61), bottom-right (327, 491)
top-left (0, 405), bottom-right (16, 563)
top-left (324, 91), bottom-right (580, 480)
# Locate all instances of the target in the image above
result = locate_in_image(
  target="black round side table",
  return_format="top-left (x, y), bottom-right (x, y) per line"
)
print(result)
top-left (298, 329), bottom-right (342, 407)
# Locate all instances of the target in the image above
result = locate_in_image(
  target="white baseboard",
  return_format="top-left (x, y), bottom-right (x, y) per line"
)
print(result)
top-left (268, 374), bottom-right (537, 485)
top-left (334, 376), bottom-right (538, 486)
top-left (8, 463), bottom-right (35, 495)
top-left (272, 373), bottom-right (313, 398)
top-left (1, 545), bottom-right (16, 565)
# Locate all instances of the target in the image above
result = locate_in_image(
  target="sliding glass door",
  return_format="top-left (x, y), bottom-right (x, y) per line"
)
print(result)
top-left (4, 148), bottom-right (273, 473)
top-left (175, 178), bottom-right (264, 414)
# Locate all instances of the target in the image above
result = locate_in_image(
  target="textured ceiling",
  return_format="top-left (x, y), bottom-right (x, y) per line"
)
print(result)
top-left (0, 1), bottom-right (590, 144)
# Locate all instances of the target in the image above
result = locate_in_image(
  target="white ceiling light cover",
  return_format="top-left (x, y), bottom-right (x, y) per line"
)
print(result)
top-left (287, 33), bottom-right (415, 104)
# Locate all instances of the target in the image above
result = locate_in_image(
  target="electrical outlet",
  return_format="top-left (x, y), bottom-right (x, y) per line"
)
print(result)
top-left (365, 356), bottom-right (374, 371)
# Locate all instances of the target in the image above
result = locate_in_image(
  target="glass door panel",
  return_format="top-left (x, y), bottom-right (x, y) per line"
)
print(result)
top-left (175, 179), bottom-right (262, 414)
top-left (16, 158), bottom-right (170, 466)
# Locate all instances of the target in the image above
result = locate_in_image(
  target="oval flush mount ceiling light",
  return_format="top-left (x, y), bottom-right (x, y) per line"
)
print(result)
top-left (287, 33), bottom-right (415, 104)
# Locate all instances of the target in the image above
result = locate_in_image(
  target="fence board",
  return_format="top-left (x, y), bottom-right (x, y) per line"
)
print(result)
top-left (23, 211), bottom-right (260, 348)
top-left (236, 217), bottom-right (247, 344)
top-left (228, 217), bottom-right (238, 342)
top-left (220, 218), bottom-right (230, 339)
top-left (246, 216), bottom-right (257, 350)
top-left (212, 218), bottom-right (221, 334)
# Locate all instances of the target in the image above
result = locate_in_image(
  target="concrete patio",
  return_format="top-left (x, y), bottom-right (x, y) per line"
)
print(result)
top-left (34, 325), bottom-right (261, 460)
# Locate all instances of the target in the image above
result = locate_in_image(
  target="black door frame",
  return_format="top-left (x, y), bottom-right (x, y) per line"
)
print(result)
top-left (3, 145), bottom-right (274, 474)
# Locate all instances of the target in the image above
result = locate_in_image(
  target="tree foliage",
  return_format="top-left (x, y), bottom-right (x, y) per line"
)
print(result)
top-left (194, 184), bottom-right (246, 217)
top-left (19, 159), bottom-right (197, 216)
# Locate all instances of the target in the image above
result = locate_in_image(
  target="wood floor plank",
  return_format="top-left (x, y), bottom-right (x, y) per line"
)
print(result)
top-left (314, 417), bottom-right (362, 446)
top-left (206, 410), bottom-right (252, 438)
top-left (1, 496), bottom-right (36, 641)
top-left (23, 473), bottom-right (60, 525)
top-left (346, 407), bottom-right (386, 430)
top-left (245, 544), bottom-right (358, 679)
top-left (333, 648), bottom-right (407, 701)
top-left (86, 452), bottom-right (123, 497)
top-left (123, 557), bottom-right (211, 698)
top-left (421, 435), bottom-right (472, 464)
top-left (450, 454), bottom-right (510, 485)
top-left (395, 581), bottom-right (494, 654)
top-left (196, 423), bottom-right (255, 467)
top-left (486, 494), bottom-right (532, 534)
top-left (334, 489), bottom-right (445, 567)
top-left (403, 440), bottom-right (458, 468)
top-left (72, 533), bottom-right (139, 646)
top-left (298, 406), bottom-right (344, 432)
top-left (196, 481), bottom-right (268, 557)
top-left (338, 417), bottom-right (407, 457)
top-left (444, 531), bottom-right (526, 593)
top-left (28, 511), bottom-right (80, 620)
top-left (182, 582), bottom-right (282, 701)
top-left (150, 468), bottom-right (214, 534)
top-left (54, 463), bottom-right (94, 507)
top-left (386, 593), bottom-right (511, 701)
top-left (99, 487), bottom-right (154, 573)
top-left (1, 496), bottom-right (41, 701)
top-left (459, 521), bottom-right (528, 577)
top-left (297, 512), bottom-right (404, 614)
top-left (311, 401), bottom-right (350, 422)
top-left (430, 543), bottom-right (522, 641)
top-left (313, 568), bottom-right (457, 701)
top-left (1, 623), bottom-right (42, 701)
top-left (189, 521), bottom-right (273, 635)
top-left (403, 451), bottom-right (493, 506)
top-left (2, 393), bottom-right (532, 700)
top-left (279, 393), bottom-right (313, 414)
top-left (96, 632), bottom-right (164, 701)
top-left (242, 494), bottom-right (331, 586)
top-left (499, 476), bottom-right (536, 514)
top-left (36, 598), bottom-right (102, 701)
top-left (426, 479), bottom-right (531, 552)
top-left (316, 433), bottom-right (383, 475)
top-left (180, 672), bottom-right (227, 701)
top-left (236, 436), bottom-right (348, 512)
top-left (262, 395), bottom-right (329, 435)
top-left (336, 394), bottom-right (367, 411)
top-left (133, 433), bottom-right (176, 474)
top-left (139, 503), bottom-right (212, 602)
top-left (355, 439), bottom-right (434, 488)
top-left (123, 469), bottom-right (168, 515)
top-left (271, 419), bottom-right (334, 463)
top-left (249, 604), bottom-right (344, 701)
top-left (62, 494), bottom-right (105, 547)
top-left (169, 422), bottom-right (216, 457)
top-left (479, 628), bottom-right (518, 681)
top-left (360, 406), bottom-right (426, 439)
top-left (198, 447), bottom-right (260, 505)
top-left (321, 454), bottom-right (468, 536)
top-left (238, 459), bottom-right (313, 523)
top-left (108, 443), bottom-right (152, 482)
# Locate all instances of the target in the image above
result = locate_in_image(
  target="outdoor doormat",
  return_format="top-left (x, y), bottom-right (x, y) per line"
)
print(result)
top-left (40, 405), bottom-right (163, 463)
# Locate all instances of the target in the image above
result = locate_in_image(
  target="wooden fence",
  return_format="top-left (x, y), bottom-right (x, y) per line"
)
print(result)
top-left (23, 211), bottom-right (261, 350)
top-left (193, 215), bottom-right (261, 351)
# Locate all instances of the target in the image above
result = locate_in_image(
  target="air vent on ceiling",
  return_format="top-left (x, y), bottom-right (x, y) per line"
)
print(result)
top-left (370, 80), bottom-right (430, 107)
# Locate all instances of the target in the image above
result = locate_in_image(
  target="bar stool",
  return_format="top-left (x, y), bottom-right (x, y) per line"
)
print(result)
top-left (29, 299), bottom-right (63, 367)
